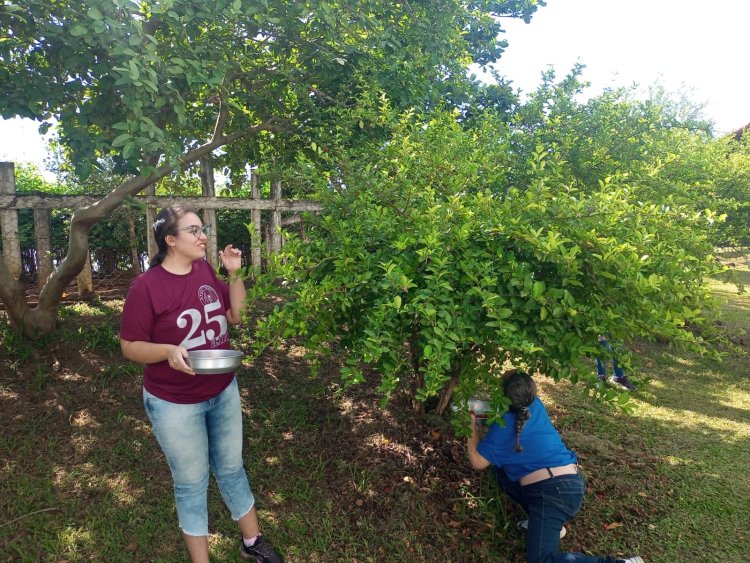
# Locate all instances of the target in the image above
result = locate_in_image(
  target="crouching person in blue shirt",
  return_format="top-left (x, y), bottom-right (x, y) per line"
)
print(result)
top-left (467, 370), bottom-right (644, 563)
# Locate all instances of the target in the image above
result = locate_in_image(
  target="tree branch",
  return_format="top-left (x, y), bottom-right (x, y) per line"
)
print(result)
top-left (35, 117), bottom-right (291, 313)
top-left (311, 87), bottom-right (342, 106)
top-left (0, 507), bottom-right (61, 529)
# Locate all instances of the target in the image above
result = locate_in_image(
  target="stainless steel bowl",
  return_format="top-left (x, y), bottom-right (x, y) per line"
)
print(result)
top-left (187, 349), bottom-right (244, 375)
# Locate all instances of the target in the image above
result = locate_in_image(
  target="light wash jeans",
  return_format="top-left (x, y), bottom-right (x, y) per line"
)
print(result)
top-left (143, 378), bottom-right (255, 536)
top-left (493, 467), bottom-right (621, 563)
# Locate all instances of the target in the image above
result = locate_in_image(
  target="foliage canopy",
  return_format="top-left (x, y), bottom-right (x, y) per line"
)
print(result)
top-left (0, 0), bottom-right (544, 335)
top-left (249, 79), bottom-right (738, 419)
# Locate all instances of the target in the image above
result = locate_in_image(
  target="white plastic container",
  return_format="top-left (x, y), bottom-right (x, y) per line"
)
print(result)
top-left (468, 398), bottom-right (491, 424)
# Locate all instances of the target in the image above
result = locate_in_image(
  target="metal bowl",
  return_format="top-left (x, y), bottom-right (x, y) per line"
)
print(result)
top-left (187, 349), bottom-right (244, 375)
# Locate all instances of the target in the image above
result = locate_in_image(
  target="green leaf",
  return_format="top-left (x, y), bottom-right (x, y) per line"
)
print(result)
top-left (87, 7), bottom-right (104, 20)
top-left (128, 61), bottom-right (140, 80)
top-left (70, 25), bottom-right (88, 37)
top-left (122, 142), bottom-right (135, 160)
top-left (532, 280), bottom-right (545, 298)
top-left (111, 133), bottom-right (131, 148)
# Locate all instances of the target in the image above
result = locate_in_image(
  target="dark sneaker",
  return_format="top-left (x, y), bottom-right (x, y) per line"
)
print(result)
top-left (611, 375), bottom-right (637, 391)
top-left (597, 373), bottom-right (607, 382)
top-left (240, 535), bottom-right (283, 563)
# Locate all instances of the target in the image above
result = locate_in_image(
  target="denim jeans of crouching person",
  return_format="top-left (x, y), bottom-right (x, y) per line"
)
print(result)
top-left (143, 377), bottom-right (255, 536)
top-left (492, 467), bottom-right (623, 563)
top-left (596, 338), bottom-right (625, 379)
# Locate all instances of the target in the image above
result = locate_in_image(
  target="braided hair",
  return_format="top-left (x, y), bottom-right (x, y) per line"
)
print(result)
top-left (503, 371), bottom-right (537, 453)
top-left (149, 204), bottom-right (198, 269)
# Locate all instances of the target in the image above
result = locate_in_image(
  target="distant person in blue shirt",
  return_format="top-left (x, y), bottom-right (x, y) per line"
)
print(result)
top-left (596, 335), bottom-right (637, 391)
top-left (467, 370), bottom-right (643, 563)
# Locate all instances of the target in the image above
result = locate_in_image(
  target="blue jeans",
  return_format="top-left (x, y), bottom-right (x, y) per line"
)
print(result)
top-left (595, 338), bottom-right (624, 379)
top-left (143, 378), bottom-right (255, 536)
top-left (492, 467), bottom-right (619, 563)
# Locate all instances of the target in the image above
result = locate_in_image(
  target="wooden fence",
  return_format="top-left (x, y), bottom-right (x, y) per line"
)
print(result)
top-left (0, 161), bottom-right (323, 300)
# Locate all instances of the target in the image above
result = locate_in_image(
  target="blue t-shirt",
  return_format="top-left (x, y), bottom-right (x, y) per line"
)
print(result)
top-left (476, 397), bottom-right (577, 482)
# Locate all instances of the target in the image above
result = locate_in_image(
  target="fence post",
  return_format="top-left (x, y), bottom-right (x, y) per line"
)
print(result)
top-left (199, 156), bottom-right (218, 266)
top-left (250, 172), bottom-right (262, 275)
top-left (145, 185), bottom-right (156, 263)
top-left (33, 208), bottom-right (53, 285)
top-left (271, 180), bottom-right (282, 255)
top-left (127, 215), bottom-right (143, 275)
top-left (0, 162), bottom-right (23, 279)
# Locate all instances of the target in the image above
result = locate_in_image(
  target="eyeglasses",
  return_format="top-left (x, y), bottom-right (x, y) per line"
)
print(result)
top-left (176, 224), bottom-right (211, 238)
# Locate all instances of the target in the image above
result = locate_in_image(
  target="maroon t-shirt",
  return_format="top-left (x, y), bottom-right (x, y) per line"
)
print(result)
top-left (120, 260), bottom-right (235, 403)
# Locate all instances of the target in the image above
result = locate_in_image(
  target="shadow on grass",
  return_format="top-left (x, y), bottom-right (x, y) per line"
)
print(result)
top-left (632, 345), bottom-right (750, 423)
top-left (2, 302), bottom-right (749, 562)
top-left (237, 346), bottom-right (509, 562)
top-left (713, 268), bottom-right (750, 288)
top-left (539, 342), bottom-right (750, 562)
top-left (0, 324), bottom-right (506, 562)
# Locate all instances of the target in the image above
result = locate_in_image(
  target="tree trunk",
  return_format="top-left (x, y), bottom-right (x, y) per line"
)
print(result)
top-left (0, 117), bottom-right (287, 338)
top-left (409, 329), bottom-right (425, 414)
top-left (0, 260), bottom-right (30, 331)
top-left (77, 251), bottom-right (94, 300)
top-left (434, 360), bottom-right (462, 416)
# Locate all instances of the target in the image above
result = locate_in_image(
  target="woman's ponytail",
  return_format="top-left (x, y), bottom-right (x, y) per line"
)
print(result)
top-left (504, 371), bottom-right (537, 454)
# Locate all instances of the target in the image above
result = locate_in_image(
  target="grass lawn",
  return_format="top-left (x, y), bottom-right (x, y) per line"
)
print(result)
top-left (1, 265), bottom-right (749, 562)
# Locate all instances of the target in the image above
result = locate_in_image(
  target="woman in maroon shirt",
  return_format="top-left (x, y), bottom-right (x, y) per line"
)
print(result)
top-left (120, 204), bottom-right (281, 563)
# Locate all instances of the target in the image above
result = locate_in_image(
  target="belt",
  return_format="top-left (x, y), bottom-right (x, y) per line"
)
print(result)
top-left (519, 463), bottom-right (579, 486)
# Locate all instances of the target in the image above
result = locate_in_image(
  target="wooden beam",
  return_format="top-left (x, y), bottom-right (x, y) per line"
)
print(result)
top-left (0, 193), bottom-right (324, 212)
